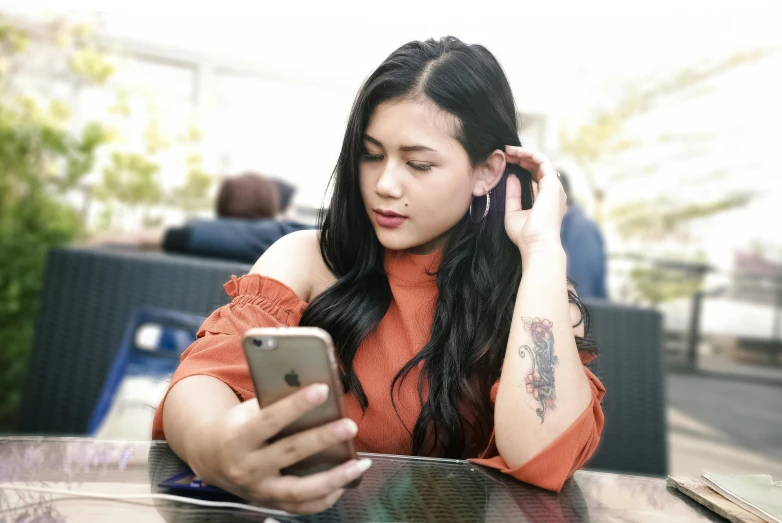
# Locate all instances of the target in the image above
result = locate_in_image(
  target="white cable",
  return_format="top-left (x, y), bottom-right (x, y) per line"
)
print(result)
top-left (0, 484), bottom-right (290, 519)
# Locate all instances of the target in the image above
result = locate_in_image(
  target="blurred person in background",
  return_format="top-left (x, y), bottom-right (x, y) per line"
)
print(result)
top-left (556, 168), bottom-right (607, 300)
top-left (162, 173), bottom-right (314, 263)
top-left (215, 172), bottom-right (282, 219)
top-left (153, 36), bottom-right (604, 514)
top-left (272, 176), bottom-right (298, 220)
top-left (90, 172), bottom-right (314, 263)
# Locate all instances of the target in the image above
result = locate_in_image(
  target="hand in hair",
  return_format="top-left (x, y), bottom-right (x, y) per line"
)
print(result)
top-left (503, 146), bottom-right (567, 255)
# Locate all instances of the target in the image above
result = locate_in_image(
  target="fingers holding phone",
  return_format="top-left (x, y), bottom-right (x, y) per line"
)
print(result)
top-left (243, 327), bottom-right (361, 478)
top-left (234, 381), bottom-right (330, 448)
top-left (196, 383), bottom-right (370, 514)
top-left (263, 411), bottom-right (357, 470)
top-left (238, 326), bottom-right (368, 513)
top-left (250, 443), bottom-right (372, 514)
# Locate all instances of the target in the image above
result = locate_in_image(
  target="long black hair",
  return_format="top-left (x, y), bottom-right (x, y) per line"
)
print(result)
top-left (300, 36), bottom-right (596, 458)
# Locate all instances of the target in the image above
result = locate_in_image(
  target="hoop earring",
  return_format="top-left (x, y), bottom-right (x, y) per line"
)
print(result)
top-left (469, 192), bottom-right (490, 224)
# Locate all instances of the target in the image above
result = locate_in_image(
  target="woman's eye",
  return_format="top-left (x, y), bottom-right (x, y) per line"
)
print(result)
top-left (408, 162), bottom-right (432, 172)
top-left (361, 153), bottom-right (384, 162)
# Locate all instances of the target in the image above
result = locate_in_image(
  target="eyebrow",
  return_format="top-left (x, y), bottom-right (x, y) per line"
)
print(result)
top-left (363, 134), bottom-right (438, 153)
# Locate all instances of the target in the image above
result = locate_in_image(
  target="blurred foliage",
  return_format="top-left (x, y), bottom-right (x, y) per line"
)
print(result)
top-left (143, 107), bottom-right (171, 155)
top-left (108, 88), bottom-right (130, 117)
top-left (170, 154), bottom-right (215, 212)
top-left (628, 267), bottom-right (704, 307)
top-left (0, 16), bottom-right (112, 431)
top-left (560, 49), bottom-right (772, 198)
top-left (0, 14), bottom-right (216, 431)
top-left (559, 48), bottom-right (774, 304)
top-left (68, 46), bottom-right (114, 82)
top-left (93, 117), bottom-right (215, 229)
top-left (96, 152), bottom-right (162, 206)
top-left (608, 192), bottom-right (755, 239)
top-left (626, 253), bottom-right (711, 306)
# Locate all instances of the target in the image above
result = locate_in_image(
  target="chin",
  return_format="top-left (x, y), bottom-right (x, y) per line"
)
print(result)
top-left (372, 224), bottom-right (424, 251)
top-left (374, 226), bottom-right (443, 254)
top-left (373, 226), bottom-right (419, 251)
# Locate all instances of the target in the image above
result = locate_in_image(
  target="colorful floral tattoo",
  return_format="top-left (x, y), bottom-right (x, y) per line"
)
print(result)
top-left (519, 317), bottom-right (558, 423)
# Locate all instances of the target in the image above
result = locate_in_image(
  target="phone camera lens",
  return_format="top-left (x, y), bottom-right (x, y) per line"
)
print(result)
top-left (252, 337), bottom-right (276, 349)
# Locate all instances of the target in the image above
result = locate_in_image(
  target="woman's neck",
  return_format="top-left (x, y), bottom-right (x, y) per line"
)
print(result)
top-left (406, 233), bottom-right (447, 255)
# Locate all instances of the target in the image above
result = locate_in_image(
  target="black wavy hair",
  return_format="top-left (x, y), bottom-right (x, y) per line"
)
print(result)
top-left (300, 36), bottom-right (596, 458)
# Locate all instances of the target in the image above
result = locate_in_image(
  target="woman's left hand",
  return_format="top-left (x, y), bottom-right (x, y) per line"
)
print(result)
top-left (503, 146), bottom-right (567, 254)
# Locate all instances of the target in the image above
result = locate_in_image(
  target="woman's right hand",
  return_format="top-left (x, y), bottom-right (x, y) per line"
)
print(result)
top-left (190, 383), bottom-right (371, 514)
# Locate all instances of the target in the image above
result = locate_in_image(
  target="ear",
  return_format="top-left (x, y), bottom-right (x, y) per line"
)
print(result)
top-left (472, 149), bottom-right (507, 197)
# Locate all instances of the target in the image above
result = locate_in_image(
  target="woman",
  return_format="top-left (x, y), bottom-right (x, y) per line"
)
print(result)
top-left (153, 36), bottom-right (605, 514)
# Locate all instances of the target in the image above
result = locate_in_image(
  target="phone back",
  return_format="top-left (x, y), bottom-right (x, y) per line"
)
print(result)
top-left (242, 327), bottom-right (356, 477)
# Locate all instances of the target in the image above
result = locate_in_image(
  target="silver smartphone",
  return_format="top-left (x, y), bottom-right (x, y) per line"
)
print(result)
top-left (242, 327), bottom-right (359, 485)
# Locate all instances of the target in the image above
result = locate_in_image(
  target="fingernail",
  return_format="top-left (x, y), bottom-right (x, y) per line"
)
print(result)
top-left (347, 458), bottom-right (372, 477)
top-left (334, 419), bottom-right (358, 439)
top-left (307, 384), bottom-right (329, 404)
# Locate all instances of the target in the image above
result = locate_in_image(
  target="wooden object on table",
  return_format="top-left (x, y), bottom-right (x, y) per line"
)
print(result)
top-left (667, 476), bottom-right (766, 523)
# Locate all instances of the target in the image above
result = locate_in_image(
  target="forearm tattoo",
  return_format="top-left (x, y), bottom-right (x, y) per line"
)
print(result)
top-left (519, 317), bottom-right (558, 423)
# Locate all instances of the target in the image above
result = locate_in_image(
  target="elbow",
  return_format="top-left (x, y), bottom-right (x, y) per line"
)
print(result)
top-left (494, 398), bottom-right (604, 492)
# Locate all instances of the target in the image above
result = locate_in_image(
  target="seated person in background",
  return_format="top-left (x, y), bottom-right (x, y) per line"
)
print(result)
top-left (271, 176), bottom-right (298, 220)
top-left (163, 173), bottom-right (314, 264)
top-left (555, 169), bottom-right (608, 300)
top-left (215, 172), bottom-right (282, 219)
top-left (89, 173), bottom-right (314, 264)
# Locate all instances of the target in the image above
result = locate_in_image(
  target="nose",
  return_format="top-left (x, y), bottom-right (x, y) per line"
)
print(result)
top-left (375, 163), bottom-right (404, 200)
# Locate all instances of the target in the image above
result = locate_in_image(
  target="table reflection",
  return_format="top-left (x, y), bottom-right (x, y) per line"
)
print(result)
top-left (0, 438), bottom-right (724, 522)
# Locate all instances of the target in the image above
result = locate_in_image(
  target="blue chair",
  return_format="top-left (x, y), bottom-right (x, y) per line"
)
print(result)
top-left (87, 306), bottom-right (205, 436)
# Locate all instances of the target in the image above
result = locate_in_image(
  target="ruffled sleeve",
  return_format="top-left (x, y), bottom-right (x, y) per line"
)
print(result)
top-left (468, 351), bottom-right (605, 492)
top-left (151, 274), bottom-right (307, 440)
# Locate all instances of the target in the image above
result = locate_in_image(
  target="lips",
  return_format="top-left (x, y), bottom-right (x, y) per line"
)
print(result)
top-left (374, 209), bottom-right (407, 228)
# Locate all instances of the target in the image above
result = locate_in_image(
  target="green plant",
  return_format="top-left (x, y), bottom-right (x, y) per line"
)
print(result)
top-left (630, 267), bottom-right (699, 306)
top-left (0, 14), bottom-right (222, 431)
top-left (559, 48), bottom-right (771, 222)
top-left (0, 17), bottom-right (111, 431)
top-left (169, 154), bottom-right (215, 213)
top-left (558, 48), bottom-right (775, 304)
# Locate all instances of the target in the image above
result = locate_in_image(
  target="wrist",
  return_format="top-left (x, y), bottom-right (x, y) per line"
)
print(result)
top-left (520, 240), bottom-right (566, 260)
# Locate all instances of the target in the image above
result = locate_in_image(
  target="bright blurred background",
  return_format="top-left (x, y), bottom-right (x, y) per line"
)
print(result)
top-left (2, 0), bottom-right (780, 480)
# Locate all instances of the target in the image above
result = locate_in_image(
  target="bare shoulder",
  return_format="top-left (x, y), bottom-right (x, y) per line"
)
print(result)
top-left (249, 229), bottom-right (335, 303)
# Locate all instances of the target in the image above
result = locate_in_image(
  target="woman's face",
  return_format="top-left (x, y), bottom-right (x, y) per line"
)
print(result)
top-left (359, 98), bottom-right (484, 254)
